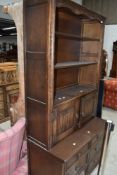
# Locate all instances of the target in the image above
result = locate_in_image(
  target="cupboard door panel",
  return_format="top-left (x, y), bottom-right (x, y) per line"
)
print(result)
top-left (51, 100), bottom-right (79, 145)
top-left (79, 92), bottom-right (97, 126)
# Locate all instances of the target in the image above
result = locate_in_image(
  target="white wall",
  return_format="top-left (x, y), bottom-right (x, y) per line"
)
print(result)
top-left (0, 0), bottom-right (12, 5)
top-left (0, 5), bottom-right (11, 19)
top-left (72, 0), bottom-right (82, 5)
top-left (103, 25), bottom-right (117, 75)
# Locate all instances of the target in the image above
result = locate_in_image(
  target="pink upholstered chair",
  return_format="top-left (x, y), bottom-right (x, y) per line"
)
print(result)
top-left (0, 117), bottom-right (28, 175)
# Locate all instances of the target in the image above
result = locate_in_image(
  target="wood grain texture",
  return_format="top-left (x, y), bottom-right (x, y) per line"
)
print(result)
top-left (24, 0), bottom-right (105, 174)
top-left (27, 118), bottom-right (106, 175)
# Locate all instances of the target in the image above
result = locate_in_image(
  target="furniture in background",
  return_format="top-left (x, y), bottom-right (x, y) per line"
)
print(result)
top-left (24, 1), bottom-right (106, 174)
top-left (110, 41), bottom-right (117, 78)
top-left (0, 44), bottom-right (17, 62)
top-left (0, 62), bottom-right (19, 123)
top-left (6, 45), bottom-right (18, 62)
top-left (0, 52), bottom-right (6, 62)
top-left (0, 117), bottom-right (27, 175)
top-left (104, 78), bottom-right (117, 110)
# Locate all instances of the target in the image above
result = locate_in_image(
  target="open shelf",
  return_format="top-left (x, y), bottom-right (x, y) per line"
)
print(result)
top-left (55, 61), bottom-right (97, 69)
top-left (55, 32), bottom-right (100, 41)
top-left (54, 85), bottom-right (97, 105)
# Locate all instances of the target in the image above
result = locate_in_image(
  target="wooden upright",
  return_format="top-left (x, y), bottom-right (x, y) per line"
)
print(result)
top-left (24, 0), bottom-right (106, 174)
top-left (110, 41), bottom-right (117, 77)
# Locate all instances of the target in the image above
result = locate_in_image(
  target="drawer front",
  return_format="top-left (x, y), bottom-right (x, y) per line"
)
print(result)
top-left (79, 92), bottom-right (97, 126)
top-left (88, 141), bottom-right (102, 161)
top-left (65, 128), bottom-right (105, 175)
top-left (51, 100), bottom-right (79, 145)
top-left (87, 151), bottom-right (101, 175)
top-left (88, 131), bottom-right (104, 162)
top-left (66, 144), bottom-right (89, 170)
top-left (66, 154), bottom-right (88, 175)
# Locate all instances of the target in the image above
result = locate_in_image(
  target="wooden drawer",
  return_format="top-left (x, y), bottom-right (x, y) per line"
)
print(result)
top-left (66, 144), bottom-right (89, 170)
top-left (88, 132), bottom-right (104, 162)
top-left (87, 151), bottom-right (101, 175)
top-left (88, 141), bottom-right (102, 161)
top-left (51, 99), bottom-right (80, 145)
top-left (66, 154), bottom-right (88, 175)
top-left (28, 118), bottom-right (106, 175)
top-left (91, 131), bottom-right (104, 145)
top-left (79, 92), bottom-right (98, 127)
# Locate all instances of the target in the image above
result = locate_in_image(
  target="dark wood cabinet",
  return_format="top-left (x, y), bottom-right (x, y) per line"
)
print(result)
top-left (28, 118), bottom-right (106, 175)
top-left (24, 0), bottom-right (105, 174)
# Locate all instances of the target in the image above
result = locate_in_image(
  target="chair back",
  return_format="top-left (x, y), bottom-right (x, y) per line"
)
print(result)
top-left (0, 117), bottom-right (25, 175)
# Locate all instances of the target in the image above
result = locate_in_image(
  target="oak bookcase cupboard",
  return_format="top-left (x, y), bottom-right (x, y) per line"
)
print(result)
top-left (24, 0), bottom-right (106, 174)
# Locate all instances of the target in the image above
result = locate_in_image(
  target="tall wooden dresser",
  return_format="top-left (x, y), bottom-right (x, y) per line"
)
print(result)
top-left (24, 0), bottom-right (106, 174)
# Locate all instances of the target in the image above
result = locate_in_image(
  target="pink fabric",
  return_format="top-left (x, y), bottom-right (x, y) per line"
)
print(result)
top-left (12, 155), bottom-right (28, 175)
top-left (0, 117), bottom-right (26, 175)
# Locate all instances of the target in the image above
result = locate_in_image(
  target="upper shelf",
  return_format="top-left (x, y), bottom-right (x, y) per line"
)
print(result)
top-left (55, 32), bottom-right (100, 41)
top-left (55, 61), bottom-right (97, 69)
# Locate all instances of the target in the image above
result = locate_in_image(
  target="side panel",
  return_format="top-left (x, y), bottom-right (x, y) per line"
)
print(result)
top-left (25, 2), bottom-right (48, 102)
top-left (26, 99), bottom-right (47, 146)
top-left (24, 0), bottom-right (49, 148)
top-left (28, 140), bottom-right (64, 175)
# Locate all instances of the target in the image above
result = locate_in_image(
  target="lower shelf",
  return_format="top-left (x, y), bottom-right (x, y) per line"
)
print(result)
top-left (54, 84), bottom-right (97, 105)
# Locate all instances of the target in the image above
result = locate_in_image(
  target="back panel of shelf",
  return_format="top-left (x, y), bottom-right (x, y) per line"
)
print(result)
top-left (79, 20), bottom-right (104, 87)
top-left (55, 7), bottom-right (82, 89)
top-left (54, 7), bottom-right (104, 97)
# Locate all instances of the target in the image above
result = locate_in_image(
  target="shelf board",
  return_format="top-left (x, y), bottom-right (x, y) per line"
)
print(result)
top-left (54, 85), bottom-right (97, 106)
top-left (81, 52), bottom-right (98, 57)
top-left (55, 32), bottom-right (100, 41)
top-left (55, 61), bottom-right (97, 69)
